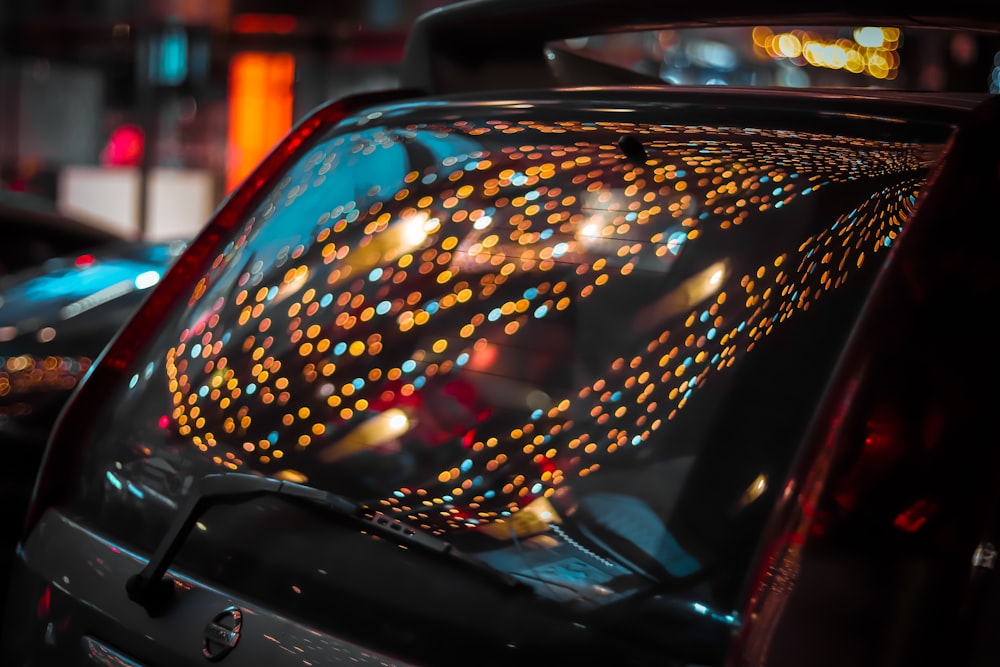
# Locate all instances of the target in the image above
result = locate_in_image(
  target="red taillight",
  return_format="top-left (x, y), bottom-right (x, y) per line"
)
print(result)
top-left (23, 88), bottom-right (417, 537)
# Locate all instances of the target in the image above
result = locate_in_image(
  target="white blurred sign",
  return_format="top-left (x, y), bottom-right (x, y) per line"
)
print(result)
top-left (57, 166), bottom-right (217, 241)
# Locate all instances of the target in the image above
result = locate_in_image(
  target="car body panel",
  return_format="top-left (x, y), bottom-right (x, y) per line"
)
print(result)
top-left (6, 511), bottom-right (412, 667)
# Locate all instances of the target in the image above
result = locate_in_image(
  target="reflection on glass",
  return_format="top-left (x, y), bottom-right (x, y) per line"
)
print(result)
top-left (68, 100), bottom-right (944, 663)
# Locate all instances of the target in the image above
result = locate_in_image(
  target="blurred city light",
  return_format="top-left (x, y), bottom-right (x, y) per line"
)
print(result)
top-left (754, 26), bottom-right (901, 80)
top-left (226, 52), bottom-right (295, 193)
top-left (101, 124), bottom-right (145, 167)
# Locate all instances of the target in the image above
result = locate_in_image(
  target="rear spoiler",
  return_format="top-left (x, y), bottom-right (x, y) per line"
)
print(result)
top-left (401, 0), bottom-right (1000, 94)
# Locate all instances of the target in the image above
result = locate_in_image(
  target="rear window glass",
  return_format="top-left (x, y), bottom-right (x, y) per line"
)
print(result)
top-left (547, 25), bottom-right (1000, 92)
top-left (66, 94), bottom-right (955, 664)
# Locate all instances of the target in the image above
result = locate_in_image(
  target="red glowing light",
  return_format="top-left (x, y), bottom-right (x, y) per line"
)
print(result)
top-left (36, 585), bottom-right (51, 619)
top-left (232, 14), bottom-right (296, 34)
top-left (894, 499), bottom-right (937, 533)
top-left (101, 124), bottom-right (145, 167)
top-left (158, 415), bottom-right (170, 429)
top-left (75, 254), bottom-right (95, 267)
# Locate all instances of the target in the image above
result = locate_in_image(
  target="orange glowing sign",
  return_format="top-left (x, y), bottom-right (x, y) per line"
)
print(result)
top-left (226, 52), bottom-right (295, 193)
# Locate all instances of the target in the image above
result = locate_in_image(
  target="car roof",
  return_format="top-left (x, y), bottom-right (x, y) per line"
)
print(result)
top-left (0, 190), bottom-right (120, 243)
top-left (401, 0), bottom-right (1000, 94)
top-left (0, 190), bottom-right (123, 276)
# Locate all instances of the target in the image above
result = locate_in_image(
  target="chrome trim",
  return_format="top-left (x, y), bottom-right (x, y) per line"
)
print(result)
top-left (973, 542), bottom-right (997, 570)
top-left (82, 636), bottom-right (147, 667)
top-left (203, 606), bottom-right (242, 661)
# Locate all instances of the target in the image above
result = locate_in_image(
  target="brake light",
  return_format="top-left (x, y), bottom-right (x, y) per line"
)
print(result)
top-left (23, 88), bottom-right (416, 537)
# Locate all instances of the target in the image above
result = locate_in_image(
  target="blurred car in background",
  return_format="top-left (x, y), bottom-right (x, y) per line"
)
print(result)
top-left (0, 237), bottom-right (188, 444)
top-left (3, 2), bottom-right (1000, 666)
top-left (0, 189), bottom-right (122, 278)
top-left (0, 238), bottom-right (186, 602)
top-left (0, 189), bottom-right (135, 598)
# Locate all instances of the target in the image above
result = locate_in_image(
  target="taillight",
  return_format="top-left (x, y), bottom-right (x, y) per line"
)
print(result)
top-left (23, 88), bottom-right (417, 537)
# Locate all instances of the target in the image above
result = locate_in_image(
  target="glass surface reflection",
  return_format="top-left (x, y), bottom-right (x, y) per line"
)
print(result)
top-left (64, 95), bottom-right (950, 664)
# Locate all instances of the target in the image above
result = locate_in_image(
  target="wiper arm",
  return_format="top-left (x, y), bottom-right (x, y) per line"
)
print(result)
top-left (126, 472), bottom-right (525, 616)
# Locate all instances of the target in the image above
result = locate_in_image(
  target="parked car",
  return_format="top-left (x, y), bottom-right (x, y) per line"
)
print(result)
top-left (0, 190), bottom-right (135, 593)
top-left (0, 189), bottom-right (122, 278)
top-left (0, 238), bottom-right (186, 603)
top-left (0, 239), bottom-right (188, 440)
top-left (4, 3), bottom-right (1000, 666)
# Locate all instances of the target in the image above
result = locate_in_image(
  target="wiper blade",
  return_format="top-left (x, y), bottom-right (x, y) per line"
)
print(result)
top-left (126, 472), bottom-right (525, 616)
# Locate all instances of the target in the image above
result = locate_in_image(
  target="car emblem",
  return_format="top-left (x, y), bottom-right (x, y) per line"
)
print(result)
top-left (202, 606), bottom-right (242, 661)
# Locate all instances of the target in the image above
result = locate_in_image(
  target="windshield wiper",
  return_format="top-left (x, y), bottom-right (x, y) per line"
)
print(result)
top-left (126, 472), bottom-right (526, 616)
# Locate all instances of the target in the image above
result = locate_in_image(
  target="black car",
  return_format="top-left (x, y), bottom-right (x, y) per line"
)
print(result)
top-left (0, 190), bottom-right (127, 595)
top-left (3, 3), bottom-right (1000, 666)
top-left (0, 189), bottom-right (121, 278)
top-left (0, 239), bottom-right (187, 439)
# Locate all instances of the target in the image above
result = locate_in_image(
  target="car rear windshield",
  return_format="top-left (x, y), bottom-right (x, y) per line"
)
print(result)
top-left (64, 91), bottom-right (957, 664)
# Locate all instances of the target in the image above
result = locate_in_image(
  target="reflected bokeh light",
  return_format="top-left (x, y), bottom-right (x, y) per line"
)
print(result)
top-left (753, 26), bottom-right (902, 80)
top-left (156, 110), bottom-right (929, 535)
